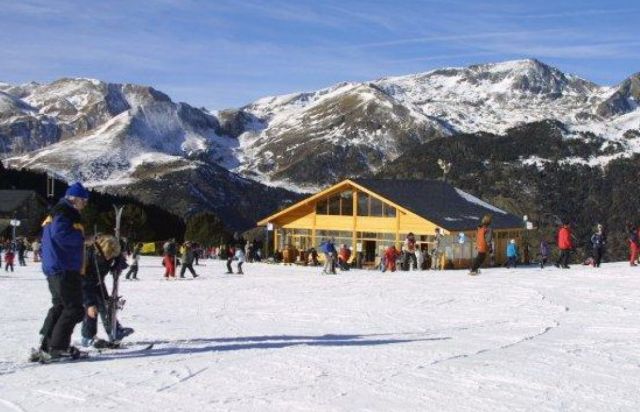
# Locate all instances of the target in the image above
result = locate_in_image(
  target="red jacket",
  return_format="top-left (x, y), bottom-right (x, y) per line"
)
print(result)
top-left (384, 247), bottom-right (400, 263)
top-left (557, 226), bottom-right (573, 250)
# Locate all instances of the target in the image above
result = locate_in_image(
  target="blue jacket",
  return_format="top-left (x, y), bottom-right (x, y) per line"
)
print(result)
top-left (41, 199), bottom-right (85, 276)
top-left (319, 241), bottom-right (336, 254)
top-left (506, 243), bottom-right (518, 258)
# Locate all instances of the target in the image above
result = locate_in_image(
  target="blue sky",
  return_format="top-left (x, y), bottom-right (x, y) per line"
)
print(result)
top-left (1, 0), bottom-right (639, 109)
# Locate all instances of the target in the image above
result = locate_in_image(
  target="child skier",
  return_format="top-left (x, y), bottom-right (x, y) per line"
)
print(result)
top-left (4, 248), bottom-right (15, 272)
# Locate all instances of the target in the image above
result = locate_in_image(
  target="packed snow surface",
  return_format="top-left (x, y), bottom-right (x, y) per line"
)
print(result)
top-left (2, 257), bottom-right (640, 411)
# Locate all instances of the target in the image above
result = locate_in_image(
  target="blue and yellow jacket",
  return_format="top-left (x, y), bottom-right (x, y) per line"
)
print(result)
top-left (41, 199), bottom-right (85, 276)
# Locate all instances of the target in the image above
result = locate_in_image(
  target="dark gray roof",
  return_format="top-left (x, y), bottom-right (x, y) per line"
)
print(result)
top-left (0, 190), bottom-right (39, 214)
top-left (353, 179), bottom-right (523, 231)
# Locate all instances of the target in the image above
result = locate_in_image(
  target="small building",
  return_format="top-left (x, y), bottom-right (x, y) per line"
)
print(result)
top-left (0, 190), bottom-right (49, 240)
top-left (258, 179), bottom-right (525, 269)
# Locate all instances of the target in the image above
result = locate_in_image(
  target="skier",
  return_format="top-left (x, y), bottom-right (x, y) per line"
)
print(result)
top-left (162, 238), bottom-right (177, 279)
top-left (32, 238), bottom-right (41, 262)
top-left (36, 182), bottom-right (90, 361)
top-left (505, 239), bottom-right (518, 269)
top-left (590, 224), bottom-right (606, 268)
top-left (416, 247), bottom-right (424, 270)
top-left (554, 221), bottom-right (573, 269)
top-left (17, 239), bottom-right (27, 266)
top-left (383, 245), bottom-right (401, 272)
top-left (402, 232), bottom-right (418, 271)
top-left (225, 244), bottom-right (235, 274)
top-left (337, 244), bottom-right (351, 271)
top-left (180, 241), bottom-right (199, 278)
top-left (125, 242), bottom-right (142, 280)
top-left (627, 223), bottom-right (639, 267)
top-left (539, 239), bottom-right (550, 269)
top-left (469, 214), bottom-right (493, 275)
top-left (320, 238), bottom-right (337, 274)
top-left (4, 248), bottom-right (15, 272)
top-left (81, 234), bottom-right (134, 347)
top-left (234, 245), bottom-right (245, 274)
top-left (431, 228), bottom-right (442, 270)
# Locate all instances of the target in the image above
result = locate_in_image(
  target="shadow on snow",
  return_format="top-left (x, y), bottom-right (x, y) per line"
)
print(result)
top-left (89, 333), bottom-right (451, 362)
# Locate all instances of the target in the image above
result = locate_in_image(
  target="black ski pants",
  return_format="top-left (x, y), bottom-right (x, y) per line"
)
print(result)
top-left (39, 271), bottom-right (85, 351)
top-left (125, 264), bottom-right (138, 279)
top-left (81, 289), bottom-right (116, 339)
top-left (180, 263), bottom-right (197, 277)
top-left (403, 252), bottom-right (417, 270)
top-left (5, 263), bottom-right (13, 272)
top-left (556, 249), bottom-right (571, 268)
top-left (226, 258), bottom-right (233, 273)
top-left (471, 252), bottom-right (487, 272)
top-left (593, 247), bottom-right (604, 267)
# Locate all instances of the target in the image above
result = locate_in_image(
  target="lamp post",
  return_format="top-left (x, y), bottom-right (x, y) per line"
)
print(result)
top-left (9, 217), bottom-right (21, 248)
top-left (523, 215), bottom-right (530, 264)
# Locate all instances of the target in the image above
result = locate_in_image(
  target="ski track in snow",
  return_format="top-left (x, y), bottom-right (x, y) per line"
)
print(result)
top-left (2, 258), bottom-right (640, 411)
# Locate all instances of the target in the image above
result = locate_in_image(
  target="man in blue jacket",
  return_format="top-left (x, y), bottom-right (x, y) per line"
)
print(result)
top-left (36, 182), bottom-right (90, 361)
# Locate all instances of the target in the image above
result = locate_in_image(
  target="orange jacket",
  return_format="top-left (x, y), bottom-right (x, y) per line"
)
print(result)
top-left (476, 226), bottom-right (489, 253)
top-left (557, 226), bottom-right (573, 250)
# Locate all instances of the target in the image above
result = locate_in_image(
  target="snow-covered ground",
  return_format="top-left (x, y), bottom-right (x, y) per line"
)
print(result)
top-left (2, 257), bottom-right (640, 411)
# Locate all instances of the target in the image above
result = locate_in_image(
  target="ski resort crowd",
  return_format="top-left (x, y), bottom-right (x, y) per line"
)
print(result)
top-left (10, 179), bottom-right (640, 364)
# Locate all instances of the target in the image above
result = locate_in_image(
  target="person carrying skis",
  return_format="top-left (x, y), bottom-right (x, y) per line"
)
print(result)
top-left (554, 221), bottom-right (574, 269)
top-left (36, 182), bottom-right (90, 361)
top-left (81, 234), bottom-right (134, 347)
top-left (469, 214), bottom-right (493, 275)
top-left (505, 239), bottom-right (518, 268)
top-left (627, 223), bottom-right (639, 266)
top-left (125, 242), bottom-right (142, 280)
top-left (431, 228), bottom-right (442, 270)
top-left (590, 224), bottom-right (606, 268)
top-left (180, 241), bottom-right (199, 278)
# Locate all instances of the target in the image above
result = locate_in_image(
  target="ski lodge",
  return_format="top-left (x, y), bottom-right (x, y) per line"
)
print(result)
top-left (258, 179), bottom-right (526, 269)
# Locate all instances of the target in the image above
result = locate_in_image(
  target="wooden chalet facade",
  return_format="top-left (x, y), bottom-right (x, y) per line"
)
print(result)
top-left (258, 179), bottom-right (525, 269)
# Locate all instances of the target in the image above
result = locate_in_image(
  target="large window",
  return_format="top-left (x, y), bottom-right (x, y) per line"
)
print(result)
top-left (340, 191), bottom-right (353, 215)
top-left (328, 195), bottom-right (341, 215)
top-left (316, 190), bottom-right (355, 216)
top-left (357, 193), bottom-right (369, 216)
top-left (370, 197), bottom-right (383, 217)
top-left (357, 192), bottom-right (396, 217)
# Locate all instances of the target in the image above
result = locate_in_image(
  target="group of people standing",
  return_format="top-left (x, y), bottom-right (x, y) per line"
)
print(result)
top-left (1, 238), bottom-right (33, 272)
top-left (161, 239), bottom-right (200, 279)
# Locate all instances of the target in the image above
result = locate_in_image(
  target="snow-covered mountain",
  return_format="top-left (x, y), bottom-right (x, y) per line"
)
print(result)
top-left (228, 59), bottom-right (640, 190)
top-left (0, 78), bottom-right (295, 229)
top-left (1, 59), bottom-right (640, 225)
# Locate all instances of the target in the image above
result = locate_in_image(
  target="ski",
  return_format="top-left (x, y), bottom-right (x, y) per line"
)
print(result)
top-left (110, 205), bottom-right (125, 344)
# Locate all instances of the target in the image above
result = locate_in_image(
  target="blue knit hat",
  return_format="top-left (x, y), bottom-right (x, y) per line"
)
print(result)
top-left (65, 182), bottom-right (89, 199)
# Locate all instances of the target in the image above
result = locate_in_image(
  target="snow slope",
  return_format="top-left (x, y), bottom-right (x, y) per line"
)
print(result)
top-left (2, 257), bottom-right (640, 411)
